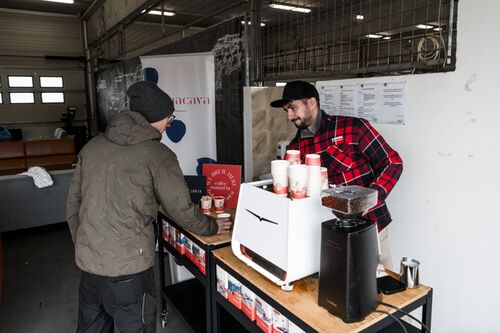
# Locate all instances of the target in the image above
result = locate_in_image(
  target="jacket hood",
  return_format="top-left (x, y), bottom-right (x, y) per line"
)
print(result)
top-left (105, 111), bottom-right (162, 146)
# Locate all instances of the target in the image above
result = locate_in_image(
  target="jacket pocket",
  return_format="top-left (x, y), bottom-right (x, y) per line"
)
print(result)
top-left (141, 292), bottom-right (157, 332)
top-left (326, 144), bottom-right (354, 173)
top-left (109, 278), bottom-right (137, 306)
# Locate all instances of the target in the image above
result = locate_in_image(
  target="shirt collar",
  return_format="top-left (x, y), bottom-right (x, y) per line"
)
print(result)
top-left (300, 109), bottom-right (322, 138)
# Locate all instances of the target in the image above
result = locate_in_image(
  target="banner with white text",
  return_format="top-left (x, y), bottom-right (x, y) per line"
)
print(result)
top-left (140, 53), bottom-right (217, 175)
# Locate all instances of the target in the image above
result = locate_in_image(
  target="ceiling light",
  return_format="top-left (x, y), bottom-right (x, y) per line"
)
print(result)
top-left (355, 14), bottom-right (364, 21)
top-left (383, 36), bottom-right (391, 40)
top-left (148, 10), bottom-right (175, 16)
top-left (43, 0), bottom-right (74, 3)
top-left (366, 34), bottom-right (383, 39)
top-left (276, 82), bottom-right (287, 87)
top-left (269, 3), bottom-right (311, 13)
top-left (433, 27), bottom-right (443, 31)
top-left (241, 21), bottom-right (266, 27)
top-left (416, 24), bottom-right (434, 29)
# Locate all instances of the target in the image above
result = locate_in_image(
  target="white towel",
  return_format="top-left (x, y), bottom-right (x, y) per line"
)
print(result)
top-left (19, 166), bottom-right (54, 188)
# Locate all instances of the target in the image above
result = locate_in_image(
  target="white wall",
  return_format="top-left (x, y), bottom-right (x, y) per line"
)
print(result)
top-left (365, 1), bottom-right (499, 331)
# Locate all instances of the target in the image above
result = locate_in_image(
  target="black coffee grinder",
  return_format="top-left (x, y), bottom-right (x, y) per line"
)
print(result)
top-left (318, 185), bottom-right (380, 323)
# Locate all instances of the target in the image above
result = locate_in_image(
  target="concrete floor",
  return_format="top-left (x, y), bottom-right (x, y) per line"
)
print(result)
top-left (0, 224), bottom-right (192, 333)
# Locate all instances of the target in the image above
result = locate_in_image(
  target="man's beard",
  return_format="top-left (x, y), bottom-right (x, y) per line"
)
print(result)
top-left (293, 114), bottom-right (312, 129)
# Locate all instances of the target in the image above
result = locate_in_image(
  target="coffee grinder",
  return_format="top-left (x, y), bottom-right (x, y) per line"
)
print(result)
top-left (318, 185), bottom-right (380, 323)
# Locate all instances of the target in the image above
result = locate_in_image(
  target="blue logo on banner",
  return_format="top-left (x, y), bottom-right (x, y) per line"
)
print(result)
top-left (166, 120), bottom-right (186, 143)
top-left (196, 157), bottom-right (217, 175)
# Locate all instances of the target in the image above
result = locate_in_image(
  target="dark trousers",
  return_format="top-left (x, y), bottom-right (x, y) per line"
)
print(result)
top-left (77, 267), bottom-right (156, 333)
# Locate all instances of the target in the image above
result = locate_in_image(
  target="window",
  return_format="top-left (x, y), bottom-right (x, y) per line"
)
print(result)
top-left (40, 76), bottom-right (64, 88)
top-left (0, 93), bottom-right (2, 104)
top-left (10, 92), bottom-right (35, 104)
top-left (8, 76), bottom-right (33, 88)
top-left (41, 92), bottom-right (65, 103)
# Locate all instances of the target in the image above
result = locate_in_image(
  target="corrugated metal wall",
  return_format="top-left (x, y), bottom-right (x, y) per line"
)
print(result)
top-left (0, 10), bottom-right (86, 140)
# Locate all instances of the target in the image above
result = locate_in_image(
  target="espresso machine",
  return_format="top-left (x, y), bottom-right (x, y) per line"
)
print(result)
top-left (318, 185), bottom-right (380, 323)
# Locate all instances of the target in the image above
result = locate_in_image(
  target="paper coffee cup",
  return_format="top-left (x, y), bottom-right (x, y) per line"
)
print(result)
top-left (200, 196), bottom-right (212, 214)
top-left (320, 167), bottom-right (329, 190)
top-left (307, 165), bottom-right (322, 197)
top-left (305, 154), bottom-right (321, 166)
top-left (285, 150), bottom-right (301, 165)
top-left (214, 196), bottom-right (225, 213)
top-left (271, 160), bottom-right (290, 196)
top-left (288, 164), bottom-right (308, 199)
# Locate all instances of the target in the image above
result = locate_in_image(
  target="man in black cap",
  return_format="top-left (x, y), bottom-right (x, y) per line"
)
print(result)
top-left (67, 81), bottom-right (232, 333)
top-left (271, 80), bottom-right (403, 268)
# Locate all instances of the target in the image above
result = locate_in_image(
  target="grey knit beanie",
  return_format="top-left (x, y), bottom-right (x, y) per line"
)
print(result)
top-left (127, 81), bottom-right (175, 123)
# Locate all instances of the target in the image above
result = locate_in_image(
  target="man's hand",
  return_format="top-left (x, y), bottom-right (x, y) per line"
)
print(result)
top-left (215, 216), bottom-right (232, 234)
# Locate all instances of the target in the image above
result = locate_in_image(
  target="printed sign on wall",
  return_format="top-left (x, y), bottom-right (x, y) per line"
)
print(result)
top-left (202, 164), bottom-right (241, 208)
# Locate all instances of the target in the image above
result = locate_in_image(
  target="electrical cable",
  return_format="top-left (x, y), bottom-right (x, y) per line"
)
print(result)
top-left (373, 309), bottom-right (408, 333)
top-left (380, 301), bottom-right (431, 332)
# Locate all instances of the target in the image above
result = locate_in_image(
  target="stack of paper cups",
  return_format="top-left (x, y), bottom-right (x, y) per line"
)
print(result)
top-left (284, 150), bottom-right (301, 165)
top-left (305, 154), bottom-right (322, 197)
top-left (320, 167), bottom-right (329, 190)
top-left (271, 160), bottom-right (290, 196)
top-left (288, 164), bottom-right (308, 199)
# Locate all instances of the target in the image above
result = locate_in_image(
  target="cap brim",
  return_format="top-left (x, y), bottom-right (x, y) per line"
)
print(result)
top-left (270, 99), bottom-right (291, 108)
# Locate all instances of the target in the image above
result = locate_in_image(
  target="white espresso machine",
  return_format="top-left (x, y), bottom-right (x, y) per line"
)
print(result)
top-left (231, 179), bottom-right (332, 290)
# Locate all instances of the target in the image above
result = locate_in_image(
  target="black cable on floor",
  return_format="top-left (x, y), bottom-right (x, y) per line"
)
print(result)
top-left (373, 309), bottom-right (408, 333)
top-left (380, 301), bottom-right (431, 332)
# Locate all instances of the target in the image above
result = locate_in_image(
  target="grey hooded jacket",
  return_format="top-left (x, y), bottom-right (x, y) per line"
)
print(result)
top-left (66, 111), bottom-right (217, 277)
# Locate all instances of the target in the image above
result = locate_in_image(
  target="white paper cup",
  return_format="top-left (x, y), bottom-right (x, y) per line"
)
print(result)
top-left (214, 196), bottom-right (225, 213)
top-left (271, 160), bottom-right (290, 196)
top-left (200, 196), bottom-right (212, 214)
top-left (284, 150), bottom-right (301, 165)
top-left (307, 165), bottom-right (322, 197)
top-left (320, 167), bottom-right (329, 190)
top-left (217, 212), bottom-right (231, 221)
top-left (305, 153), bottom-right (321, 166)
top-left (288, 164), bottom-right (308, 199)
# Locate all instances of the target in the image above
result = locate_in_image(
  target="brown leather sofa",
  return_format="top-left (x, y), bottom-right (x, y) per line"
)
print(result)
top-left (0, 139), bottom-right (77, 176)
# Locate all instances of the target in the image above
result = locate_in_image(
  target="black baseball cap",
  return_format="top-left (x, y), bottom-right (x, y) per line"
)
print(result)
top-left (270, 80), bottom-right (320, 108)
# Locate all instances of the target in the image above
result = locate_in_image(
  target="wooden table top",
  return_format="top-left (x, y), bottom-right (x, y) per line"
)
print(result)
top-left (159, 207), bottom-right (234, 247)
top-left (213, 246), bottom-right (431, 333)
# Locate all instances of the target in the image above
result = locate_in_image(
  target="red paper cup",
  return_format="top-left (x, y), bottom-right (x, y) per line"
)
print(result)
top-left (305, 153), bottom-right (321, 166)
top-left (214, 196), bottom-right (225, 213)
top-left (200, 196), bottom-right (212, 214)
top-left (288, 164), bottom-right (308, 199)
top-left (284, 150), bottom-right (301, 165)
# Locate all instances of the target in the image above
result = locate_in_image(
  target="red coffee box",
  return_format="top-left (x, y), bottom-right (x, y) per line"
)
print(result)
top-left (175, 231), bottom-right (186, 255)
top-left (241, 285), bottom-right (256, 321)
top-left (227, 273), bottom-right (242, 309)
top-left (169, 226), bottom-right (176, 247)
top-left (192, 243), bottom-right (200, 266)
top-left (197, 247), bottom-right (206, 275)
top-left (216, 265), bottom-right (228, 299)
top-left (288, 321), bottom-right (305, 333)
top-left (162, 220), bottom-right (170, 241)
top-left (255, 296), bottom-right (273, 333)
top-left (185, 238), bottom-right (193, 261)
top-left (272, 309), bottom-right (289, 333)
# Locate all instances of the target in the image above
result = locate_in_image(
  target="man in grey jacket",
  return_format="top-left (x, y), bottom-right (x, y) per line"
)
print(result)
top-left (66, 81), bottom-right (231, 333)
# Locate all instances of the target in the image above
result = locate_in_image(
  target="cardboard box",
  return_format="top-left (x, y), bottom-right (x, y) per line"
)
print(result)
top-left (192, 243), bottom-right (200, 266)
top-left (216, 265), bottom-right (228, 298)
top-left (175, 231), bottom-right (186, 255)
top-left (185, 238), bottom-right (193, 261)
top-left (162, 220), bottom-right (170, 241)
top-left (241, 285), bottom-right (256, 321)
top-left (197, 247), bottom-right (206, 275)
top-left (255, 296), bottom-right (273, 333)
top-left (169, 226), bottom-right (176, 247)
top-left (288, 321), bottom-right (305, 333)
top-left (227, 274), bottom-right (242, 309)
top-left (272, 309), bottom-right (289, 333)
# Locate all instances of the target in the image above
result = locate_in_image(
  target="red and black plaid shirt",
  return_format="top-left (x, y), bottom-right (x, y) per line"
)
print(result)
top-left (288, 111), bottom-right (403, 230)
